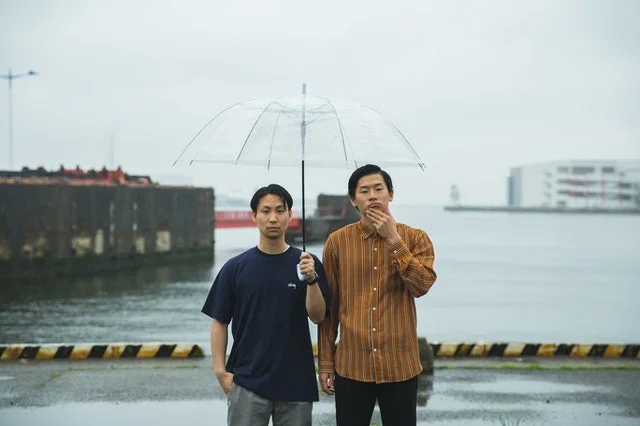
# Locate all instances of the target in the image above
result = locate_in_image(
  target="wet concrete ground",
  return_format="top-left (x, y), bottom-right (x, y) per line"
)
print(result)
top-left (0, 357), bottom-right (639, 425)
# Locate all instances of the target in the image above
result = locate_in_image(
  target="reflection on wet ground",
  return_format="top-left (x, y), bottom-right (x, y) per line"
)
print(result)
top-left (1, 378), bottom-right (638, 426)
top-left (418, 373), bottom-right (434, 407)
top-left (1, 357), bottom-right (638, 425)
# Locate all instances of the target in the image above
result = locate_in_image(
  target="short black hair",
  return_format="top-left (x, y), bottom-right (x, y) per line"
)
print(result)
top-left (250, 184), bottom-right (293, 213)
top-left (348, 164), bottom-right (393, 199)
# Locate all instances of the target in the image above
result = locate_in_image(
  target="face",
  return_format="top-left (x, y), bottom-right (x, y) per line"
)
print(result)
top-left (252, 194), bottom-right (292, 240)
top-left (350, 173), bottom-right (394, 216)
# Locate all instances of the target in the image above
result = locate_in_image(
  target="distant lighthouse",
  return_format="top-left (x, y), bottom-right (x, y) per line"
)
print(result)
top-left (450, 184), bottom-right (460, 205)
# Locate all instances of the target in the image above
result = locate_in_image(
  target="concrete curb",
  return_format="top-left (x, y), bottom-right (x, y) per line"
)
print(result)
top-left (311, 342), bottom-right (640, 358)
top-left (0, 343), bottom-right (204, 360)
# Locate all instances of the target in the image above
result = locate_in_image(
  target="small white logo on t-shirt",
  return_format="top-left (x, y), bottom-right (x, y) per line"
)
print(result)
top-left (287, 283), bottom-right (297, 289)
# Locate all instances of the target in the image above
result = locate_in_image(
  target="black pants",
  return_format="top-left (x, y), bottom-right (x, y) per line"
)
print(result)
top-left (334, 374), bottom-right (419, 426)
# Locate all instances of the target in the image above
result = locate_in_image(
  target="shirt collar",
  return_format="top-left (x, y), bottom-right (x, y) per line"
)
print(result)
top-left (357, 220), bottom-right (377, 239)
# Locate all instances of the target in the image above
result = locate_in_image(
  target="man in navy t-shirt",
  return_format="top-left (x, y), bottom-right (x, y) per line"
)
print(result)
top-left (202, 183), bottom-right (330, 426)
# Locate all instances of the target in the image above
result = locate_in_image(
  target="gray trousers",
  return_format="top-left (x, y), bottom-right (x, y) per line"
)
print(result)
top-left (227, 383), bottom-right (312, 426)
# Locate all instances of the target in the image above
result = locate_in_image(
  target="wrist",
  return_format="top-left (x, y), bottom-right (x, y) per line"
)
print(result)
top-left (386, 236), bottom-right (401, 246)
top-left (306, 272), bottom-right (319, 285)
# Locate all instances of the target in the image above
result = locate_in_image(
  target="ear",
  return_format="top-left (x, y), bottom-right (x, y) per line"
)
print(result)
top-left (251, 212), bottom-right (257, 224)
top-left (389, 190), bottom-right (394, 202)
top-left (349, 197), bottom-right (360, 212)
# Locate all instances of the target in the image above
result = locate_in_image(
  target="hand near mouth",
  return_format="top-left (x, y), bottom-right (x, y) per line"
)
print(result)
top-left (365, 207), bottom-right (401, 244)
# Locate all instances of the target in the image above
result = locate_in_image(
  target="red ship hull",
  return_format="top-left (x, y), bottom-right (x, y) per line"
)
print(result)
top-left (214, 210), bottom-right (301, 229)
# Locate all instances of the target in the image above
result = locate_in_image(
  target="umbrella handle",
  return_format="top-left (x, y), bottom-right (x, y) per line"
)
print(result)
top-left (296, 264), bottom-right (305, 281)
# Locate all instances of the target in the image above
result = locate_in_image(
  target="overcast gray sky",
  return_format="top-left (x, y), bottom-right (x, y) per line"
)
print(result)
top-left (1, 0), bottom-right (638, 206)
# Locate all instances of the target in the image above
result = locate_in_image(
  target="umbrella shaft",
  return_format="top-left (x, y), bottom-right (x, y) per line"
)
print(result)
top-left (301, 159), bottom-right (306, 251)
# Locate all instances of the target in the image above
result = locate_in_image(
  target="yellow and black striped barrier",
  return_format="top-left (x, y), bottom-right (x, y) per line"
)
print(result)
top-left (2, 342), bottom-right (639, 361)
top-left (0, 343), bottom-right (204, 360)
top-left (426, 342), bottom-right (640, 358)
top-left (311, 342), bottom-right (640, 358)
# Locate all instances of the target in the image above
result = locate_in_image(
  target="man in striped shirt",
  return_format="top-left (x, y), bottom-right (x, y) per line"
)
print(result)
top-left (318, 164), bottom-right (437, 426)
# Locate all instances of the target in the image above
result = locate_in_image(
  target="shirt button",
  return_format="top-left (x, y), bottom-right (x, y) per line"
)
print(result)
top-left (373, 287), bottom-right (377, 291)
top-left (373, 348), bottom-right (377, 352)
top-left (373, 328), bottom-right (376, 331)
top-left (372, 307), bottom-right (376, 311)
top-left (374, 266), bottom-right (377, 270)
top-left (374, 248), bottom-right (377, 251)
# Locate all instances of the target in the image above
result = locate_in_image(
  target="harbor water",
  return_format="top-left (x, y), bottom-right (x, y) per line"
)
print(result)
top-left (1, 206), bottom-right (639, 347)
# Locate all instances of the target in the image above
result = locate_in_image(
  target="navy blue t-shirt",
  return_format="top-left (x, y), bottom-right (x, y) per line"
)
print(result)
top-left (201, 245), bottom-right (330, 402)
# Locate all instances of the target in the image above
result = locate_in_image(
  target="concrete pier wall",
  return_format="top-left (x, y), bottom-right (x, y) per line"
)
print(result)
top-left (0, 182), bottom-right (214, 279)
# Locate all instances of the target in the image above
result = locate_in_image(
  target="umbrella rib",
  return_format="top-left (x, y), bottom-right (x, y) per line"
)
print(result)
top-left (173, 101), bottom-right (244, 165)
top-left (376, 110), bottom-right (426, 170)
top-left (272, 101), bottom-right (316, 128)
top-left (364, 104), bottom-right (426, 171)
top-left (270, 101), bottom-right (301, 123)
top-left (316, 95), bottom-right (351, 167)
top-left (267, 110), bottom-right (284, 170)
top-left (235, 100), bottom-right (281, 164)
top-left (278, 109), bottom-right (302, 126)
top-left (268, 100), bottom-right (333, 123)
top-left (388, 122), bottom-right (426, 170)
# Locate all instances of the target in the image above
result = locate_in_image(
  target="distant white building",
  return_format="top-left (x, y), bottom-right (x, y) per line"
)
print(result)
top-left (508, 160), bottom-right (640, 209)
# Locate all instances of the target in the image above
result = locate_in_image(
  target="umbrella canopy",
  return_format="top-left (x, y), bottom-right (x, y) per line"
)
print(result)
top-left (175, 84), bottom-right (425, 249)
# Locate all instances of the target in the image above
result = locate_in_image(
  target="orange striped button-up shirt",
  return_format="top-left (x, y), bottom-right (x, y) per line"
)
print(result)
top-left (318, 220), bottom-right (437, 383)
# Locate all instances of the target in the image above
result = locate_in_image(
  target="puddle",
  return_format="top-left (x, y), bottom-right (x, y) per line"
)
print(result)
top-left (1, 398), bottom-right (636, 426)
top-left (1, 401), bottom-right (221, 426)
top-left (463, 379), bottom-right (610, 394)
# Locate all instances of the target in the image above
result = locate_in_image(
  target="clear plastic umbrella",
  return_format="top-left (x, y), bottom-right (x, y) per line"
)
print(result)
top-left (174, 84), bottom-right (425, 249)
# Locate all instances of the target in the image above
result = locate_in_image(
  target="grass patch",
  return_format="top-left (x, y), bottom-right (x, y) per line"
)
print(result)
top-left (36, 371), bottom-right (64, 389)
top-left (435, 363), bottom-right (640, 371)
top-left (496, 417), bottom-right (524, 426)
top-left (66, 364), bottom-right (203, 371)
top-left (151, 364), bottom-right (199, 369)
top-left (501, 364), bottom-right (544, 370)
top-left (604, 365), bottom-right (640, 370)
top-left (559, 365), bottom-right (640, 371)
top-left (559, 365), bottom-right (586, 371)
top-left (70, 367), bottom-right (94, 372)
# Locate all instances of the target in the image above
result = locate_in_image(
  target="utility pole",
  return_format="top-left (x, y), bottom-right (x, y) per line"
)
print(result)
top-left (0, 68), bottom-right (38, 170)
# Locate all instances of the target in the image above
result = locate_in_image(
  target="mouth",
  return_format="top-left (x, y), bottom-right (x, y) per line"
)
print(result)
top-left (368, 203), bottom-right (381, 210)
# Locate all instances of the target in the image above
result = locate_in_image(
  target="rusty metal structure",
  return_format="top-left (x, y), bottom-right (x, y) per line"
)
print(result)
top-left (285, 193), bottom-right (360, 243)
top-left (0, 166), bottom-right (214, 279)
